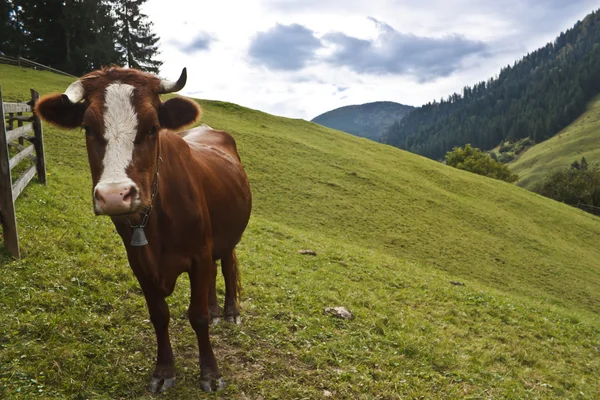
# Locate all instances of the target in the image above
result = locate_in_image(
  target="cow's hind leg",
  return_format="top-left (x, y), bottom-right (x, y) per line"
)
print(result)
top-left (222, 250), bottom-right (242, 324)
top-left (208, 261), bottom-right (222, 324)
top-left (189, 255), bottom-right (225, 392)
top-left (137, 277), bottom-right (176, 394)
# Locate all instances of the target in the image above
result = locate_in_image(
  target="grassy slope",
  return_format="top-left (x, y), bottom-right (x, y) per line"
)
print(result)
top-left (1, 64), bottom-right (599, 399)
top-left (511, 95), bottom-right (600, 188)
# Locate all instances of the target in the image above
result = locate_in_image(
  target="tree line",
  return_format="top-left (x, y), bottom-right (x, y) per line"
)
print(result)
top-left (445, 145), bottom-right (600, 215)
top-left (444, 144), bottom-right (519, 183)
top-left (381, 9), bottom-right (600, 161)
top-left (0, 0), bottom-right (161, 76)
top-left (534, 157), bottom-right (600, 210)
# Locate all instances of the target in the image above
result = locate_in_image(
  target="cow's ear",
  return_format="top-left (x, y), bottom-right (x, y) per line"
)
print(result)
top-left (35, 93), bottom-right (85, 129)
top-left (158, 97), bottom-right (201, 130)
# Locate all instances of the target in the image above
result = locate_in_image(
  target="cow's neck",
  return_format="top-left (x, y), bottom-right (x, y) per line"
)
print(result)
top-left (113, 132), bottom-right (197, 291)
top-left (128, 149), bottom-right (162, 246)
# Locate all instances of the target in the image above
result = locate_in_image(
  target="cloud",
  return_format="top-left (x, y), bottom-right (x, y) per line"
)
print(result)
top-left (322, 17), bottom-right (489, 81)
top-left (264, 0), bottom-right (366, 12)
top-left (147, 0), bottom-right (600, 119)
top-left (172, 32), bottom-right (216, 53)
top-left (248, 23), bottom-right (322, 70)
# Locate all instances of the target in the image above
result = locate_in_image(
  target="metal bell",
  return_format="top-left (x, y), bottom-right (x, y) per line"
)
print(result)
top-left (131, 227), bottom-right (148, 246)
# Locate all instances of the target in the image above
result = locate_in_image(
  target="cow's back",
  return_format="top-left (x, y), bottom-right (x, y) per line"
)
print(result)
top-left (181, 124), bottom-right (240, 161)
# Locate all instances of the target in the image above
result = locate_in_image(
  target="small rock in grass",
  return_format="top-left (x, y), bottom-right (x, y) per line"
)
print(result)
top-left (450, 281), bottom-right (465, 286)
top-left (298, 249), bottom-right (317, 256)
top-left (324, 306), bottom-right (353, 320)
top-left (323, 390), bottom-right (332, 397)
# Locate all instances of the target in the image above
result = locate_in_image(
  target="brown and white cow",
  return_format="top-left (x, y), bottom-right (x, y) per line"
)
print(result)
top-left (35, 67), bottom-right (252, 393)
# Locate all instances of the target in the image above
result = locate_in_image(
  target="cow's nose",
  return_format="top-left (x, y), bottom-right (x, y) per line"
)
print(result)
top-left (94, 182), bottom-right (137, 215)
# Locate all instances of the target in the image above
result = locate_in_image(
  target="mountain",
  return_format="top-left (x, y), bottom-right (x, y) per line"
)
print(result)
top-left (382, 9), bottom-right (600, 160)
top-left (510, 94), bottom-right (600, 188)
top-left (2, 64), bottom-right (600, 398)
top-left (311, 101), bottom-right (414, 141)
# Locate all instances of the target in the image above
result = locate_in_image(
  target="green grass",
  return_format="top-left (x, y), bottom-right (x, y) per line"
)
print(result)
top-left (1, 64), bottom-right (599, 399)
top-left (511, 95), bottom-right (600, 188)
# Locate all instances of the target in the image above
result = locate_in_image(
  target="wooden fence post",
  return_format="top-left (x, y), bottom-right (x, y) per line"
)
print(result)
top-left (17, 110), bottom-right (24, 146)
top-left (30, 89), bottom-right (46, 185)
top-left (0, 86), bottom-right (20, 258)
top-left (7, 112), bottom-right (14, 132)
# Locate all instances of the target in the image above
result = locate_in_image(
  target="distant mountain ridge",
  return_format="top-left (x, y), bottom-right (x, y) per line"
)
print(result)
top-left (311, 101), bottom-right (414, 141)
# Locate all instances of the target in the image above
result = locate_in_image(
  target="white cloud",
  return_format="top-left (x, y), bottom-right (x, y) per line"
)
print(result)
top-left (143, 0), bottom-right (600, 120)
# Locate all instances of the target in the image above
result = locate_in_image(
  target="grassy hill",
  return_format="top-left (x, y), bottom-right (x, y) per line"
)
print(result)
top-left (511, 95), bottom-right (600, 189)
top-left (1, 64), bottom-right (599, 399)
top-left (311, 101), bottom-right (414, 141)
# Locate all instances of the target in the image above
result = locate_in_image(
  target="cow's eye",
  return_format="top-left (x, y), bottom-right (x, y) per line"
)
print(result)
top-left (149, 125), bottom-right (159, 136)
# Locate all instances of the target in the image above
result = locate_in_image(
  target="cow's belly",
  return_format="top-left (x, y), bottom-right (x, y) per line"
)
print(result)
top-left (209, 191), bottom-right (252, 260)
top-left (187, 145), bottom-right (252, 260)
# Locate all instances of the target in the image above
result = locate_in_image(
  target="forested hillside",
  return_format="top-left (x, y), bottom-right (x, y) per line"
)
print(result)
top-left (0, 0), bottom-right (161, 75)
top-left (382, 9), bottom-right (600, 160)
top-left (511, 95), bottom-right (600, 188)
top-left (311, 101), bottom-right (414, 141)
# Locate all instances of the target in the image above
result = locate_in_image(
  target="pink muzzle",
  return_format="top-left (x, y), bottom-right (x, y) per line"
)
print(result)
top-left (94, 181), bottom-right (138, 215)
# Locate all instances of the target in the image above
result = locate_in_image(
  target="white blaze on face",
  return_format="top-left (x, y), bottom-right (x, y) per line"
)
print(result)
top-left (98, 83), bottom-right (138, 185)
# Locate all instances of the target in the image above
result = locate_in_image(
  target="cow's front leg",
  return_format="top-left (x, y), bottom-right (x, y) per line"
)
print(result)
top-left (189, 254), bottom-right (225, 392)
top-left (137, 277), bottom-right (176, 394)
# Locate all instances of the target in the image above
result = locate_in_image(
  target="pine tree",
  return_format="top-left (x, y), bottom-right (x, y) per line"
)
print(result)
top-left (68, 0), bottom-right (123, 74)
top-left (24, 0), bottom-right (71, 71)
top-left (12, 0), bottom-right (121, 75)
top-left (1, 0), bottom-right (29, 57)
top-left (0, 1), bottom-right (12, 54)
top-left (112, 0), bottom-right (162, 73)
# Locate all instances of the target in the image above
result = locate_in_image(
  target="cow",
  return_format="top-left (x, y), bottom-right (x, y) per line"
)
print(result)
top-left (34, 67), bottom-right (252, 393)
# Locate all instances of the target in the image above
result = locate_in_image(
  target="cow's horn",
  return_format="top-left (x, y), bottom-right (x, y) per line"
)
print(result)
top-left (62, 80), bottom-right (85, 104)
top-left (158, 68), bottom-right (187, 94)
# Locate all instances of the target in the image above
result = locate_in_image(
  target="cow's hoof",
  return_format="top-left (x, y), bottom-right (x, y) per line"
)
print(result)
top-left (225, 315), bottom-right (242, 325)
top-left (211, 316), bottom-right (222, 326)
top-left (209, 308), bottom-right (221, 323)
top-left (148, 376), bottom-right (176, 394)
top-left (200, 377), bottom-right (226, 392)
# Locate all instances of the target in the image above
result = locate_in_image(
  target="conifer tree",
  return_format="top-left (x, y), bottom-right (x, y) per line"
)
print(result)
top-left (0, 1), bottom-right (12, 54)
top-left (71, 0), bottom-right (123, 74)
top-left (112, 0), bottom-right (162, 73)
top-left (1, 0), bottom-right (28, 57)
top-left (4, 0), bottom-right (121, 75)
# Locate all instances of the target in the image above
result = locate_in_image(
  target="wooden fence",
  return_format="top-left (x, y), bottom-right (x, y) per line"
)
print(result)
top-left (575, 202), bottom-right (600, 217)
top-left (0, 86), bottom-right (47, 259)
top-left (0, 54), bottom-right (76, 78)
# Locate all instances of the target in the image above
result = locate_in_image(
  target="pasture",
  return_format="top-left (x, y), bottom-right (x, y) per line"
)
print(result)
top-left (1, 64), bottom-right (599, 399)
top-left (511, 94), bottom-right (600, 189)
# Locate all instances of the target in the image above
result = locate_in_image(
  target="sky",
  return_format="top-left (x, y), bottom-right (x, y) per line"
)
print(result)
top-left (143, 0), bottom-right (600, 120)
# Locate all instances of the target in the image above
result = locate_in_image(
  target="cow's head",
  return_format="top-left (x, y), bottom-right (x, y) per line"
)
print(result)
top-left (35, 67), bottom-right (200, 216)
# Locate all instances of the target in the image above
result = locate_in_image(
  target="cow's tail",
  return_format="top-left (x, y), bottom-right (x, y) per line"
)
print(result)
top-left (231, 249), bottom-right (242, 303)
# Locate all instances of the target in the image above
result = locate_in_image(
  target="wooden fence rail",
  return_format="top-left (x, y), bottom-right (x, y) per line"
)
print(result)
top-left (575, 202), bottom-right (600, 217)
top-left (0, 54), bottom-right (76, 78)
top-left (0, 86), bottom-right (47, 259)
